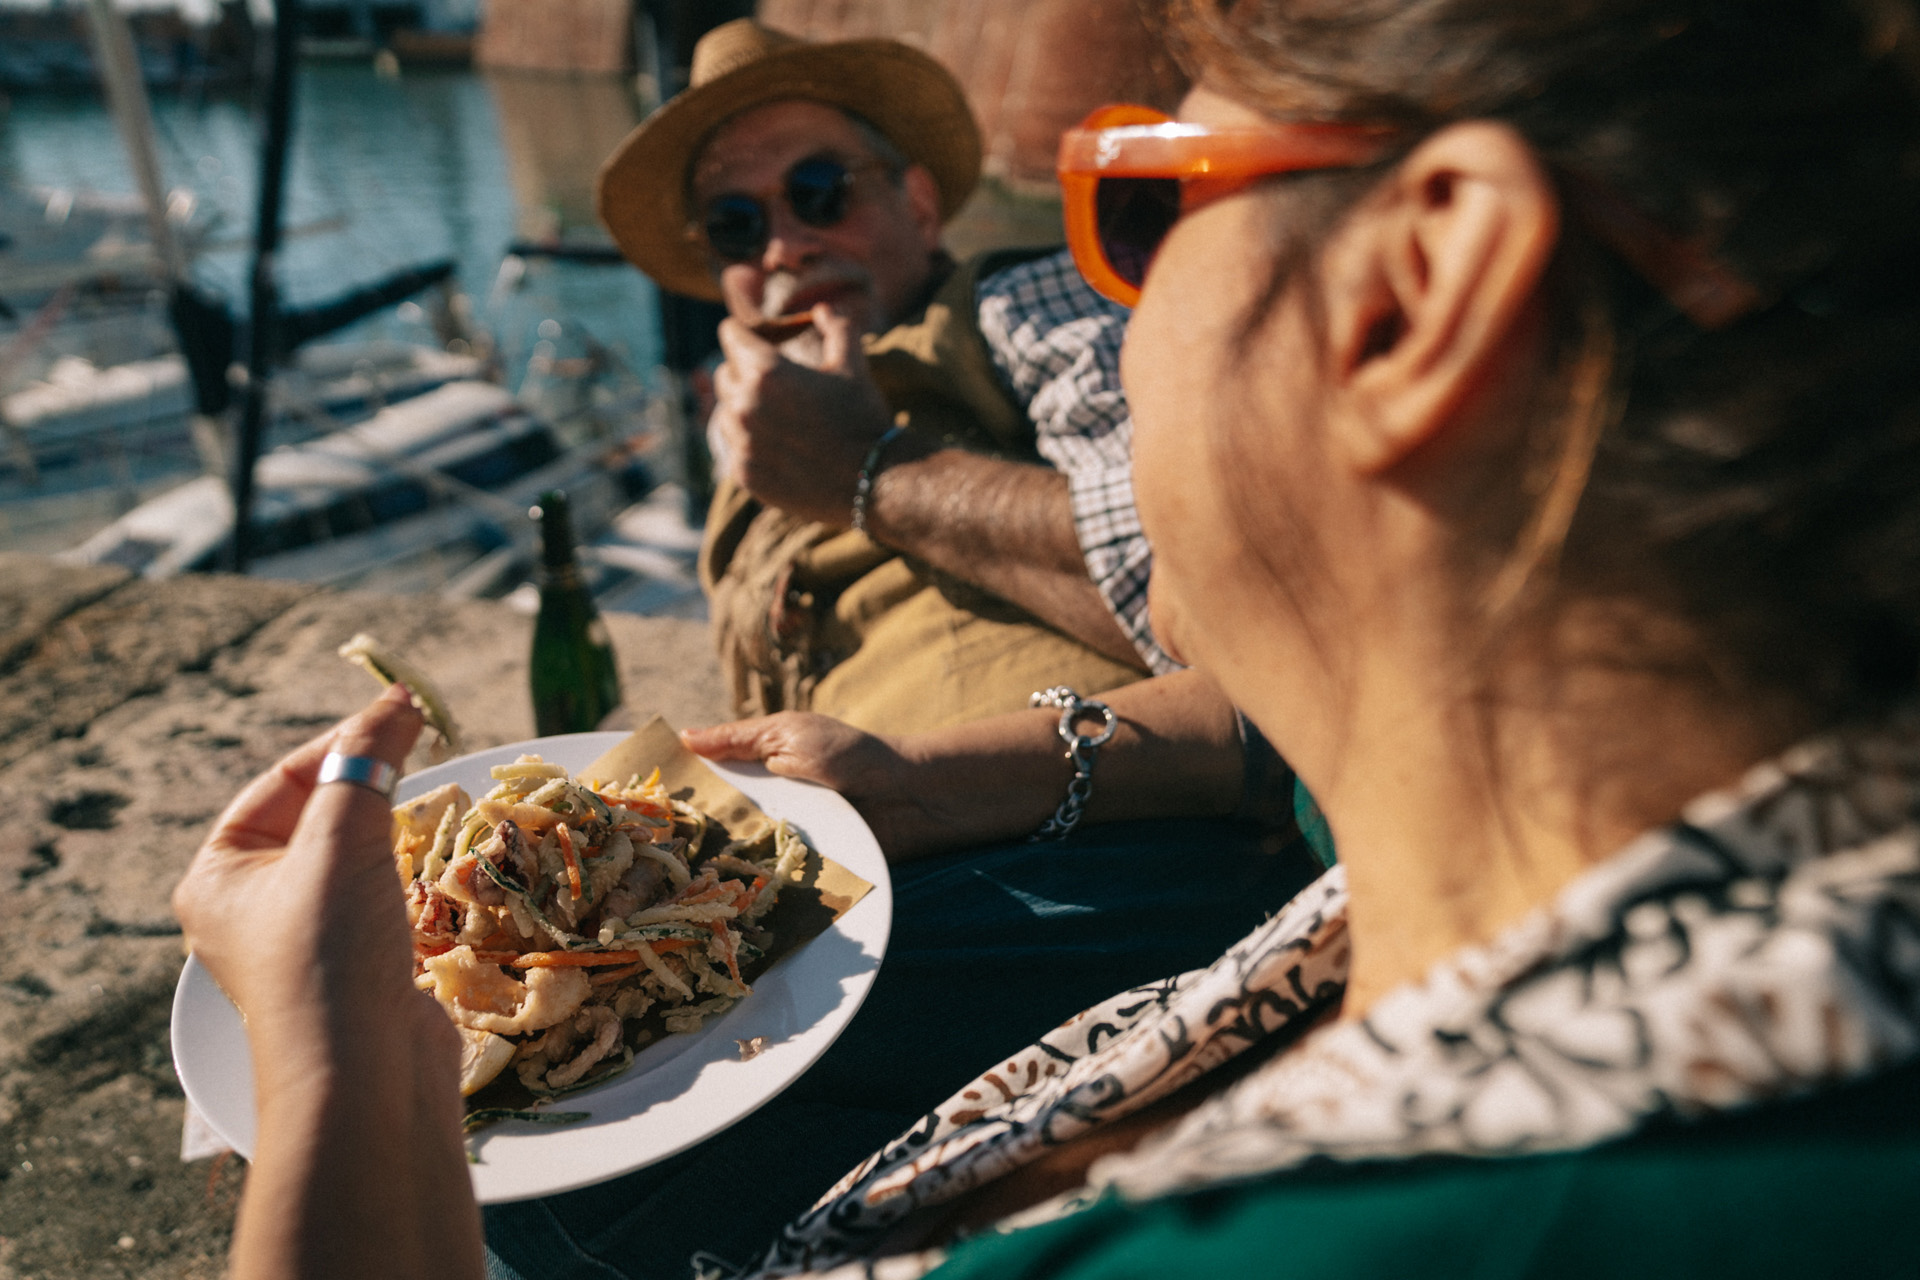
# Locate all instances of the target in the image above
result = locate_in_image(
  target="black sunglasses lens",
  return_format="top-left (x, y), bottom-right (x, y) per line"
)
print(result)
top-left (704, 158), bottom-right (858, 260)
top-left (786, 158), bottom-right (853, 228)
top-left (704, 194), bottom-right (768, 262)
top-left (1096, 176), bottom-right (1181, 287)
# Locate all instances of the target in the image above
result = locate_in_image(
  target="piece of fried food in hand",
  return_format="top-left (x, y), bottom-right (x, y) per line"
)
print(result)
top-left (339, 632), bottom-right (464, 754)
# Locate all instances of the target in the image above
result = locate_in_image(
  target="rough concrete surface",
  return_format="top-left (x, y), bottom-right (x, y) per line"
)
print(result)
top-left (0, 554), bottom-right (725, 1279)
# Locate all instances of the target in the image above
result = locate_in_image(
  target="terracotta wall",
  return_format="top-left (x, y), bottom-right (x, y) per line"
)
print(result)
top-left (484, 74), bottom-right (643, 241)
top-left (755, 0), bottom-right (1186, 191)
top-left (476, 0), bottom-right (635, 74)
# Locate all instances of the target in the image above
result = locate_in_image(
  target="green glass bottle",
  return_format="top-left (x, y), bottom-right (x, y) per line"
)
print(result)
top-left (529, 490), bottom-right (622, 735)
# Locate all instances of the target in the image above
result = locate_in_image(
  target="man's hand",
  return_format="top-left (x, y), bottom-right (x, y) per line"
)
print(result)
top-left (712, 304), bottom-right (1144, 667)
top-left (711, 305), bottom-right (897, 526)
top-left (683, 713), bottom-right (950, 858)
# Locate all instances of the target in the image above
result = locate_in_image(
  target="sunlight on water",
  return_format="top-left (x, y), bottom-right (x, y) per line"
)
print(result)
top-left (0, 63), bottom-right (663, 385)
top-left (0, 64), bottom-right (670, 567)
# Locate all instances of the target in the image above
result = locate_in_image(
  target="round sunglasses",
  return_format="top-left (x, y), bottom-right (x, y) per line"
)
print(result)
top-left (697, 155), bottom-right (892, 264)
top-left (1057, 104), bottom-right (1395, 308)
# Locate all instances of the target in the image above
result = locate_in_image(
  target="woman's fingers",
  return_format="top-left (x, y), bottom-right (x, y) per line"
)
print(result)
top-left (175, 686), bottom-right (419, 939)
top-left (203, 731), bottom-right (340, 855)
top-left (288, 683), bottom-right (423, 865)
top-left (175, 685), bottom-right (424, 1023)
top-left (202, 684), bottom-right (422, 857)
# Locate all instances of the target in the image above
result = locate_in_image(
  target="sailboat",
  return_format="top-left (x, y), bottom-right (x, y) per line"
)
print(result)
top-left (0, 4), bottom-right (489, 554)
top-left (22, 0), bottom-right (691, 606)
top-left (63, 376), bottom-right (650, 593)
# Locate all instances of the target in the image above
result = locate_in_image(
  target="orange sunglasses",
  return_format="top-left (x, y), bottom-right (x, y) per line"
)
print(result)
top-left (1059, 103), bottom-right (1767, 327)
top-left (1058, 104), bottom-right (1397, 307)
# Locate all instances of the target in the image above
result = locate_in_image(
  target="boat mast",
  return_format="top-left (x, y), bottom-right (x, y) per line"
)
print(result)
top-left (79, 0), bottom-right (188, 284)
top-left (81, 0), bottom-right (238, 493)
top-left (229, 0), bottom-right (302, 572)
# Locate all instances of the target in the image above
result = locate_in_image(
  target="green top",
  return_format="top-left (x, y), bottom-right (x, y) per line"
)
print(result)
top-left (1292, 778), bottom-right (1336, 869)
top-left (926, 1058), bottom-right (1920, 1280)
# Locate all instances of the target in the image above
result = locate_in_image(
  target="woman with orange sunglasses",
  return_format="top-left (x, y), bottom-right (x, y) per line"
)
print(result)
top-left (176, 1), bottom-right (1920, 1277)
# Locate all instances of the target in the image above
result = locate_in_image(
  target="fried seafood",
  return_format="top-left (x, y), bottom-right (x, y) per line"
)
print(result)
top-left (397, 756), bottom-right (811, 1104)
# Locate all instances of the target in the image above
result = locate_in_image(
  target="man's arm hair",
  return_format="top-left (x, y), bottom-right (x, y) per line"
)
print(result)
top-left (973, 249), bottom-right (1166, 670)
top-left (862, 436), bottom-right (1146, 669)
top-left (708, 301), bottom-right (1150, 667)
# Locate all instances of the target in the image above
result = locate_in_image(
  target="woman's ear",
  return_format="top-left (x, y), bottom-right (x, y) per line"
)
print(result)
top-left (1320, 121), bottom-right (1560, 473)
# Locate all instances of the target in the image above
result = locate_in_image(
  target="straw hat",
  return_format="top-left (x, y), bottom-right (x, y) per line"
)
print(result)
top-left (596, 19), bottom-right (982, 302)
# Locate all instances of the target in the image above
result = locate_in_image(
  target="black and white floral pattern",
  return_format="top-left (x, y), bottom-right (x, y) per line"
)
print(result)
top-left (746, 719), bottom-right (1920, 1280)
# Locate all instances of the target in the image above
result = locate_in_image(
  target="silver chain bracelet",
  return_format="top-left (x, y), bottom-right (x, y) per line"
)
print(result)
top-left (1028, 685), bottom-right (1117, 841)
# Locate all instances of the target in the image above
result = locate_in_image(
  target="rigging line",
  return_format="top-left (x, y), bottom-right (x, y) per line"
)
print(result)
top-left (143, 93), bottom-right (198, 177)
top-left (272, 388), bottom-right (532, 530)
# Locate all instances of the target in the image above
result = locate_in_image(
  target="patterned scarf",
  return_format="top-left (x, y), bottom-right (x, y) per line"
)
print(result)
top-left (746, 719), bottom-right (1920, 1280)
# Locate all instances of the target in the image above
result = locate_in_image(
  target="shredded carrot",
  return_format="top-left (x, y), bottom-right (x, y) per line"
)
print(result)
top-left (514, 950), bottom-right (644, 968)
top-left (513, 940), bottom-right (695, 967)
top-left (677, 874), bottom-right (732, 906)
top-left (730, 877), bottom-right (767, 910)
top-left (612, 805), bottom-right (672, 825)
top-left (557, 822), bottom-right (583, 900)
top-left (709, 920), bottom-right (744, 986)
top-left (593, 769), bottom-right (670, 816)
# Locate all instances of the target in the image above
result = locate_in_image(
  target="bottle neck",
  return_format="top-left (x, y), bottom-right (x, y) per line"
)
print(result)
top-left (540, 532), bottom-right (575, 570)
top-left (538, 492), bottom-right (579, 575)
top-left (542, 563), bottom-right (585, 592)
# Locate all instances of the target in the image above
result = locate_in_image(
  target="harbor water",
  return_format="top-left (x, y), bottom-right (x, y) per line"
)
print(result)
top-left (0, 62), bottom-right (663, 373)
top-left (0, 62), bottom-right (670, 558)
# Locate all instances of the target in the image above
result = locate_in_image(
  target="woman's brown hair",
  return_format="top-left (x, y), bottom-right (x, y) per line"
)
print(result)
top-left (1165, 0), bottom-right (1920, 726)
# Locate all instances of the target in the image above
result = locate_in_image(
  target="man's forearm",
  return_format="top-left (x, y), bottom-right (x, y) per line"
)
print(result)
top-left (888, 668), bottom-right (1245, 856)
top-left (863, 441), bottom-right (1144, 668)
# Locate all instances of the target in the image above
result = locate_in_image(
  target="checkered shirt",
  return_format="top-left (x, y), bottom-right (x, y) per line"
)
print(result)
top-left (976, 249), bottom-right (1178, 674)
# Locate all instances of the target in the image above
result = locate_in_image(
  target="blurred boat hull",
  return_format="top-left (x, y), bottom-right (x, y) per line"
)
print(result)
top-left (0, 339), bottom-right (484, 552)
top-left (64, 378), bottom-right (647, 593)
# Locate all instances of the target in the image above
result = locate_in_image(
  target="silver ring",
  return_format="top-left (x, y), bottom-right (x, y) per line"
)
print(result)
top-left (317, 751), bottom-right (399, 800)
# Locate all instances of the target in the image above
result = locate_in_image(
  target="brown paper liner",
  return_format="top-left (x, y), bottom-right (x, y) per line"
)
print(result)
top-left (582, 715), bottom-right (874, 946)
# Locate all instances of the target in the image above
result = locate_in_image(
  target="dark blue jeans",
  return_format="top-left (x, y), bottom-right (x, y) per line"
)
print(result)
top-left (483, 816), bottom-right (1321, 1280)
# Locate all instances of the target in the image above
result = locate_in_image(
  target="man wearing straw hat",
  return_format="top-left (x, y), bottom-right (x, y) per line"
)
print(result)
top-left (597, 18), bottom-right (1174, 735)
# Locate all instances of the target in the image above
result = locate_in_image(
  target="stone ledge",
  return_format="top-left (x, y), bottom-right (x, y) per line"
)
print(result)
top-left (0, 557), bottom-right (726, 1280)
top-left (0, 554), bottom-right (132, 673)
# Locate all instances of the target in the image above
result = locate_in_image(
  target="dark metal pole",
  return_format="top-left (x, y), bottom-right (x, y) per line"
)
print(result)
top-left (643, 0), bottom-right (746, 519)
top-left (227, 0), bottom-right (300, 573)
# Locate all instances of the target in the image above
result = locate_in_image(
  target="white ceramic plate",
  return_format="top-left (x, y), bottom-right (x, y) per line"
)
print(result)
top-left (170, 732), bottom-right (892, 1203)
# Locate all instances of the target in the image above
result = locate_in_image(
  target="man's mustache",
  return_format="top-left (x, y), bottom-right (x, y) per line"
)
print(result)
top-left (760, 266), bottom-right (870, 318)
